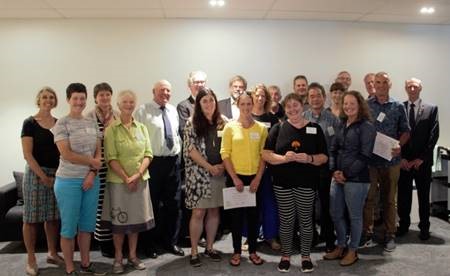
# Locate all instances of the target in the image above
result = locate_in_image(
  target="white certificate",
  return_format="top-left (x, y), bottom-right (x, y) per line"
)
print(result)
top-left (222, 186), bottom-right (256, 210)
top-left (373, 132), bottom-right (400, 161)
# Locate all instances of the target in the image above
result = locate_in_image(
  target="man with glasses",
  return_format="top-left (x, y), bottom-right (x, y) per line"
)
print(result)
top-left (177, 70), bottom-right (207, 133)
top-left (335, 71), bottom-right (352, 91)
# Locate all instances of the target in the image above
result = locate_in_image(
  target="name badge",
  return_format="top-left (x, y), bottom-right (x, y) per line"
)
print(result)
top-left (263, 122), bottom-right (271, 128)
top-left (327, 126), bottom-right (335, 136)
top-left (377, 112), bottom-right (386, 122)
top-left (85, 128), bottom-right (96, 135)
top-left (306, 127), bottom-right (317, 134)
top-left (217, 131), bottom-right (223, 137)
top-left (249, 132), bottom-right (260, 140)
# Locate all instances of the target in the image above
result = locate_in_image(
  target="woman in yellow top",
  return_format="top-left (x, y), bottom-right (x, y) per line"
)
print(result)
top-left (101, 90), bottom-right (155, 274)
top-left (220, 92), bottom-right (268, 267)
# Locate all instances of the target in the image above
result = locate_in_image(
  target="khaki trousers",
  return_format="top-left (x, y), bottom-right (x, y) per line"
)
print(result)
top-left (363, 164), bottom-right (400, 238)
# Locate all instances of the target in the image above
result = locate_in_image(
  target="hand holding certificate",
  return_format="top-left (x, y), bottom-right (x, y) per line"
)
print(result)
top-left (373, 132), bottom-right (400, 161)
top-left (222, 186), bottom-right (256, 210)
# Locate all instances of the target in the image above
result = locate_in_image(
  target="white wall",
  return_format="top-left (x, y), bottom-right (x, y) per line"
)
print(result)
top-left (1, 19), bottom-right (449, 185)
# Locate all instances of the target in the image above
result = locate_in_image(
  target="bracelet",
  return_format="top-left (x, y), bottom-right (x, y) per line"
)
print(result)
top-left (89, 168), bottom-right (98, 175)
top-left (310, 155), bottom-right (314, 163)
top-left (138, 171), bottom-right (143, 177)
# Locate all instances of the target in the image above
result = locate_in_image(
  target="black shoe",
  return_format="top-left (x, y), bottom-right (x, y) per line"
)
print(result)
top-left (277, 259), bottom-right (290, 273)
top-left (190, 255), bottom-right (202, 267)
top-left (168, 245), bottom-right (185, 256)
top-left (144, 247), bottom-right (158, 259)
top-left (396, 227), bottom-right (409, 237)
top-left (419, 231), bottom-right (430, 241)
top-left (301, 259), bottom-right (314, 273)
top-left (99, 240), bottom-right (115, 258)
top-left (204, 249), bottom-right (221, 261)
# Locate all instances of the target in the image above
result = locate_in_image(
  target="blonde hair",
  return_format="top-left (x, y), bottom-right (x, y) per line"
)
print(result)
top-left (117, 90), bottom-right (137, 105)
top-left (36, 86), bottom-right (58, 108)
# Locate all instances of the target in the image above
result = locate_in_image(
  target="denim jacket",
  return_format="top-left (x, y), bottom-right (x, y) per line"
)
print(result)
top-left (329, 119), bottom-right (376, 183)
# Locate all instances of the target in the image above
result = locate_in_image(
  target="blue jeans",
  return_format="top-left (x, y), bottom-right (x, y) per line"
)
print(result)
top-left (330, 180), bottom-right (369, 250)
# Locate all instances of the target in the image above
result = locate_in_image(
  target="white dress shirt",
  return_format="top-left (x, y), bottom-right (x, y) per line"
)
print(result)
top-left (230, 97), bottom-right (240, 120)
top-left (134, 100), bottom-right (181, 156)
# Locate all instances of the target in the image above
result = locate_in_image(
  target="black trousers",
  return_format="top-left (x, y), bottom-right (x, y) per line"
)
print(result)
top-left (226, 174), bottom-right (259, 254)
top-left (145, 156), bottom-right (182, 247)
top-left (317, 173), bottom-right (336, 248)
top-left (397, 164), bottom-right (432, 232)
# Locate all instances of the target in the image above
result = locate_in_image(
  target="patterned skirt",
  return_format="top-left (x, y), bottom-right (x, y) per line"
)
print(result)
top-left (101, 180), bottom-right (155, 234)
top-left (23, 165), bottom-right (59, 223)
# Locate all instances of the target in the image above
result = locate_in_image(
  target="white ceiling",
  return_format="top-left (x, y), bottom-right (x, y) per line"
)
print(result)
top-left (1, 0), bottom-right (450, 25)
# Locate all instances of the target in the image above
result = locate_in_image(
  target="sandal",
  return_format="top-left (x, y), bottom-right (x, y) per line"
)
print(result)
top-left (229, 254), bottom-right (241, 266)
top-left (47, 254), bottom-right (65, 267)
top-left (249, 253), bottom-right (264, 265)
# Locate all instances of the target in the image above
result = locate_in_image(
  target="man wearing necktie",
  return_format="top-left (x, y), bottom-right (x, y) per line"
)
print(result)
top-left (397, 78), bottom-right (439, 241)
top-left (135, 80), bottom-right (185, 257)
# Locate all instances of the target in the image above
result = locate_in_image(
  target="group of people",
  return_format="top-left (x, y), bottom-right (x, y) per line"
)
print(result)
top-left (19, 69), bottom-right (439, 275)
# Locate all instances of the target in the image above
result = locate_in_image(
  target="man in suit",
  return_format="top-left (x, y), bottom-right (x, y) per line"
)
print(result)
top-left (177, 70), bottom-right (207, 134)
top-left (135, 80), bottom-right (185, 257)
top-left (218, 75), bottom-right (247, 120)
top-left (397, 77), bottom-right (439, 240)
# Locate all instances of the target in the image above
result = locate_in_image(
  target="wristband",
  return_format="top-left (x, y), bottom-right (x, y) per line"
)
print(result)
top-left (310, 155), bottom-right (314, 163)
top-left (89, 168), bottom-right (98, 175)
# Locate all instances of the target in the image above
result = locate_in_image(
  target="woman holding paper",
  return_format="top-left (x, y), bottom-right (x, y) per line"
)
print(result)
top-left (183, 87), bottom-right (226, 267)
top-left (323, 91), bottom-right (375, 266)
top-left (220, 92), bottom-right (268, 267)
top-left (262, 93), bottom-right (328, 273)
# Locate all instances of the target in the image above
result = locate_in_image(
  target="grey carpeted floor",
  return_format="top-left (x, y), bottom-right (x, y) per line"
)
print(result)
top-left (1, 216), bottom-right (450, 276)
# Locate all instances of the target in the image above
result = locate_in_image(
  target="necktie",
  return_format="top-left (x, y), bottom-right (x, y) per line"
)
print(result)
top-left (409, 103), bottom-right (416, 130)
top-left (160, 106), bottom-right (174, 149)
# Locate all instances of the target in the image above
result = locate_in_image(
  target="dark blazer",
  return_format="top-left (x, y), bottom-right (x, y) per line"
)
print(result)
top-left (402, 100), bottom-right (439, 166)
top-left (176, 96), bottom-right (195, 135)
top-left (218, 98), bottom-right (232, 119)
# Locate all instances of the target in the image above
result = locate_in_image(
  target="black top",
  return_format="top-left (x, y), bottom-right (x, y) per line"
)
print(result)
top-left (264, 121), bottom-right (328, 189)
top-left (205, 124), bottom-right (222, 165)
top-left (272, 103), bottom-right (285, 120)
top-left (21, 116), bottom-right (59, 168)
top-left (252, 112), bottom-right (279, 131)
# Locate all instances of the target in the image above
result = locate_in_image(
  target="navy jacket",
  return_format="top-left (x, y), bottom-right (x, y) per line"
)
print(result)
top-left (329, 119), bottom-right (376, 183)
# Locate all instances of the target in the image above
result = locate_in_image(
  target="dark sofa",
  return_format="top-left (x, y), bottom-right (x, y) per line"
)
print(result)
top-left (0, 172), bottom-right (44, 242)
